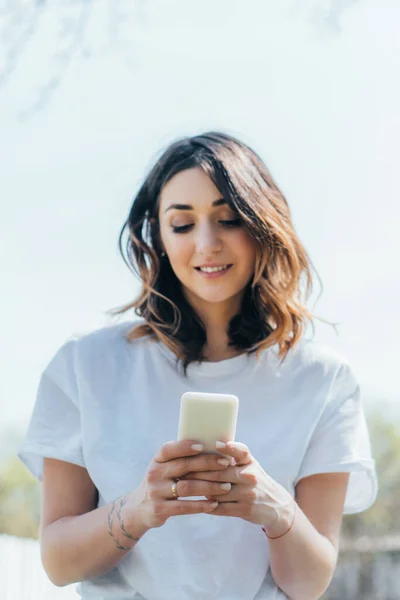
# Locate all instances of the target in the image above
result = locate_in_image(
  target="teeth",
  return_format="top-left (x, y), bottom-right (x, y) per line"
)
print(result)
top-left (199, 265), bottom-right (228, 273)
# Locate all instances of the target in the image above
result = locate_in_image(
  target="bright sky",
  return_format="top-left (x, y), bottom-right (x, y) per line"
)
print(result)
top-left (1, 0), bottom-right (399, 433)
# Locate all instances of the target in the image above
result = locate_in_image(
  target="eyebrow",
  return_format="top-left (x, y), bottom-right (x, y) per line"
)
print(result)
top-left (164, 198), bottom-right (227, 214)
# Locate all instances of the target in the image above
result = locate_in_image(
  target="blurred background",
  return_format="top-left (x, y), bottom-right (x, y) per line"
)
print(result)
top-left (1, 1), bottom-right (399, 598)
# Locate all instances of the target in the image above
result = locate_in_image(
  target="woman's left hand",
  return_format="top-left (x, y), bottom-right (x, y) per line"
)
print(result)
top-left (183, 441), bottom-right (295, 533)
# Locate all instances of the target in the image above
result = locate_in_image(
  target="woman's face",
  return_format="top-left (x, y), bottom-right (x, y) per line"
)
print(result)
top-left (157, 167), bottom-right (257, 313)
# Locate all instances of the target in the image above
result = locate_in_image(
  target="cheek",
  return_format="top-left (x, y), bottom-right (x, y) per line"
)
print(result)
top-left (233, 233), bottom-right (257, 268)
top-left (169, 238), bottom-right (190, 260)
top-left (160, 226), bottom-right (187, 259)
top-left (164, 236), bottom-right (193, 270)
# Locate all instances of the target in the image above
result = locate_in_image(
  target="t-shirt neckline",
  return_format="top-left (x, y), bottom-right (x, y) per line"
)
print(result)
top-left (154, 339), bottom-right (255, 378)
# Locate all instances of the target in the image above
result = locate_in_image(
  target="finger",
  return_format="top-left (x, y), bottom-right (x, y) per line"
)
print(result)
top-left (167, 478), bottom-right (232, 499)
top-left (215, 441), bottom-right (252, 466)
top-left (167, 454), bottom-right (231, 480)
top-left (154, 440), bottom-right (205, 463)
top-left (204, 481), bottom-right (259, 503)
top-left (204, 486), bottom-right (241, 502)
top-left (167, 499), bottom-right (219, 517)
top-left (185, 465), bottom-right (242, 483)
top-left (203, 502), bottom-right (242, 518)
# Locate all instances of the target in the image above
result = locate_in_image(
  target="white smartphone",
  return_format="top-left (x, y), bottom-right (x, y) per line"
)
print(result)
top-left (177, 391), bottom-right (239, 455)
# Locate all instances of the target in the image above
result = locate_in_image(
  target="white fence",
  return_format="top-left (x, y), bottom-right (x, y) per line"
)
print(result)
top-left (325, 536), bottom-right (400, 600)
top-left (0, 534), bottom-right (78, 600)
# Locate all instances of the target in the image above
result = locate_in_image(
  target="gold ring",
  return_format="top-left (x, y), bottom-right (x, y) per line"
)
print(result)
top-left (171, 478), bottom-right (179, 499)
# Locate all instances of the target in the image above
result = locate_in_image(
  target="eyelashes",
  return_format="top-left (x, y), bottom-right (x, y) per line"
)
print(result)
top-left (172, 219), bottom-right (242, 234)
top-left (172, 224), bottom-right (193, 233)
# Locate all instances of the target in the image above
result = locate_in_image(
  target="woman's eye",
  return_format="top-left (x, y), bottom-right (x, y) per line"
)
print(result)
top-left (171, 219), bottom-right (242, 233)
top-left (219, 219), bottom-right (242, 227)
top-left (172, 224), bottom-right (193, 233)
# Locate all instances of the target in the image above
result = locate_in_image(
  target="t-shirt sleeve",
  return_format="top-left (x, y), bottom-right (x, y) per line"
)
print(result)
top-left (17, 336), bottom-right (85, 482)
top-left (294, 362), bottom-right (378, 514)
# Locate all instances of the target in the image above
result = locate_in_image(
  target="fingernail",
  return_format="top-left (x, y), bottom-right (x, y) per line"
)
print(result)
top-left (191, 443), bottom-right (203, 451)
top-left (216, 441), bottom-right (226, 449)
top-left (220, 483), bottom-right (231, 490)
top-left (217, 458), bottom-right (230, 466)
top-left (209, 502), bottom-right (218, 510)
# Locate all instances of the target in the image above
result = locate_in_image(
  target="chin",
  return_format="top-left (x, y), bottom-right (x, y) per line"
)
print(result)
top-left (198, 295), bottom-right (233, 304)
top-left (188, 287), bottom-right (244, 306)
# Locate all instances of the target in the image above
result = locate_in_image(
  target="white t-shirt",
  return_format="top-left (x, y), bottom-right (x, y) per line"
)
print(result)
top-left (18, 320), bottom-right (378, 600)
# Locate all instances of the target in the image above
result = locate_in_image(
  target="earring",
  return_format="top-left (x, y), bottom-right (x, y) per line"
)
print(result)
top-left (161, 251), bottom-right (166, 257)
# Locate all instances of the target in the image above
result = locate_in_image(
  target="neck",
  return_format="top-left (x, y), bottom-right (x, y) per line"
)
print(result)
top-left (185, 292), bottom-right (244, 361)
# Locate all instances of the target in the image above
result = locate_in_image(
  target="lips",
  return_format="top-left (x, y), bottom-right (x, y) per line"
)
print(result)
top-left (195, 265), bottom-right (231, 272)
top-left (194, 264), bottom-right (233, 278)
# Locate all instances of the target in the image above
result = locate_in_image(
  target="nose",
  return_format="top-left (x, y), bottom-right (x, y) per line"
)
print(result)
top-left (195, 220), bottom-right (223, 257)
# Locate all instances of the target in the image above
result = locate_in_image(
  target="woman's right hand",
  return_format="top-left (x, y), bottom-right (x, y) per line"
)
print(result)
top-left (125, 440), bottom-right (232, 531)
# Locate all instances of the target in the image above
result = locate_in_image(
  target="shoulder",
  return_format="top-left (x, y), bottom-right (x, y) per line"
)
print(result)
top-left (273, 337), bottom-right (358, 397)
top-left (71, 319), bottom-right (147, 352)
top-left (49, 320), bottom-right (152, 373)
top-left (71, 319), bottom-right (136, 342)
top-left (286, 337), bottom-right (354, 375)
top-left (282, 338), bottom-right (360, 406)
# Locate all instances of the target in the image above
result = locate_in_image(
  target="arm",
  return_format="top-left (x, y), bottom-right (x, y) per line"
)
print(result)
top-left (40, 458), bottom-right (149, 587)
top-left (189, 443), bottom-right (350, 600)
top-left (266, 363), bottom-right (376, 598)
top-left (266, 472), bottom-right (349, 600)
top-left (40, 443), bottom-right (231, 587)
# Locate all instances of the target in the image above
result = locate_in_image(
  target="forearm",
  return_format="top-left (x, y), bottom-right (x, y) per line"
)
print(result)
top-left (266, 501), bottom-right (337, 600)
top-left (41, 495), bottom-right (149, 587)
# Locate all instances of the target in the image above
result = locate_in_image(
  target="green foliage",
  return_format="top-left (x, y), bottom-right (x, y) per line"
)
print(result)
top-left (0, 454), bottom-right (40, 539)
top-left (341, 410), bottom-right (400, 539)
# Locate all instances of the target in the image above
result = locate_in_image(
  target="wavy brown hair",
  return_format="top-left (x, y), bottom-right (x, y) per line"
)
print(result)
top-left (108, 131), bottom-right (326, 375)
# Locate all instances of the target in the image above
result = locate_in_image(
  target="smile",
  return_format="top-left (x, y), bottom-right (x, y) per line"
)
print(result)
top-left (197, 265), bottom-right (230, 273)
top-left (194, 264), bottom-right (233, 277)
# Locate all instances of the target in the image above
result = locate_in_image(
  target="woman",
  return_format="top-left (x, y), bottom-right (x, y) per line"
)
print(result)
top-left (18, 131), bottom-right (378, 600)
